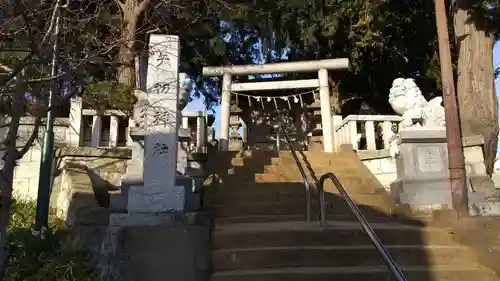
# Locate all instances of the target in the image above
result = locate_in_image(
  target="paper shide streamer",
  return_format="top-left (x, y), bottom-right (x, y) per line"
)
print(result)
top-left (230, 88), bottom-right (318, 110)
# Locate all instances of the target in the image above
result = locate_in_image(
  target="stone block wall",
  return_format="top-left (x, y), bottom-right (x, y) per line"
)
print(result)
top-left (358, 150), bottom-right (397, 192)
top-left (358, 135), bottom-right (496, 195)
top-left (12, 117), bottom-right (70, 200)
top-left (50, 147), bottom-right (131, 224)
top-left (7, 116), bottom-right (132, 203)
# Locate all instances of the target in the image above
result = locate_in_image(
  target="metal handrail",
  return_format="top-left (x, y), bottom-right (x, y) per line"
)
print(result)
top-left (278, 125), bottom-right (312, 222)
top-left (318, 172), bottom-right (408, 281)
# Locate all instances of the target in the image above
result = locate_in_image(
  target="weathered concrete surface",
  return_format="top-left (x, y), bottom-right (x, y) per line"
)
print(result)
top-left (119, 224), bottom-right (210, 281)
top-left (358, 149), bottom-right (397, 192)
top-left (50, 147), bottom-right (131, 224)
top-left (98, 212), bottom-right (211, 281)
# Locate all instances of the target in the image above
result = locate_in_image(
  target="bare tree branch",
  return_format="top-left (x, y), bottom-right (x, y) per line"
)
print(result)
top-left (15, 117), bottom-right (41, 159)
top-left (0, 0), bottom-right (63, 87)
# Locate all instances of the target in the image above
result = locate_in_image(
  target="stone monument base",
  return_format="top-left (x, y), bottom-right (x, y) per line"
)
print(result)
top-left (99, 211), bottom-right (210, 281)
top-left (391, 176), bottom-right (453, 208)
top-left (391, 127), bottom-right (498, 217)
top-left (390, 175), bottom-right (497, 216)
top-left (228, 139), bottom-right (244, 151)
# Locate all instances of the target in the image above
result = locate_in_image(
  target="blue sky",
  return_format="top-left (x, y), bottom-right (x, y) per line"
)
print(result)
top-left (184, 41), bottom-right (500, 141)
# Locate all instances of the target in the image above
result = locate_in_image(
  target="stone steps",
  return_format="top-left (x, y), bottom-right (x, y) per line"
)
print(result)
top-left (212, 245), bottom-right (479, 270)
top-left (210, 195), bottom-right (392, 219)
top-left (211, 221), bottom-right (456, 250)
top-left (206, 149), bottom-right (500, 281)
top-left (211, 265), bottom-right (498, 281)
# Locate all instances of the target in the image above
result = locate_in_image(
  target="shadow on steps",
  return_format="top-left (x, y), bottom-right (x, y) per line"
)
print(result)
top-left (204, 149), bottom-right (500, 281)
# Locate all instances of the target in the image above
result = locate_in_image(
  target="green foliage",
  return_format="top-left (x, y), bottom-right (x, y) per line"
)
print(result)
top-left (4, 201), bottom-right (98, 281)
top-left (1, 0), bottom-right (497, 112)
top-left (83, 81), bottom-right (137, 115)
top-left (209, 0), bottom-right (442, 112)
top-left (460, 0), bottom-right (500, 38)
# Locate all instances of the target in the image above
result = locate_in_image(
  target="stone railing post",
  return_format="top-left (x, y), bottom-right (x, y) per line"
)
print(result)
top-left (196, 111), bottom-right (206, 149)
top-left (241, 121), bottom-right (248, 144)
top-left (109, 116), bottom-right (119, 147)
top-left (332, 115), bottom-right (342, 151)
top-left (91, 116), bottom-right (102, 147)
top-left (68, 96), bottom-right (83, 147)
top-left (348, 120), bottom-right (358, 150)
top-left (382, 121), bottom-right (393, 149)
top-left (341, 126), bottom-right (348, 147)
top-left (365, 120), bottom-right (376, 150)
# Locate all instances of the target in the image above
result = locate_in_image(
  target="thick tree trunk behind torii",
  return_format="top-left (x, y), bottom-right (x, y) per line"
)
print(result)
top-left (454, 6), bottom-right (498, 176)
top-left (116, 0), bottom-right (150, 88)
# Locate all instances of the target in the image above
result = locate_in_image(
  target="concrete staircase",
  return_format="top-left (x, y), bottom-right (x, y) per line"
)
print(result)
top-left (204, 149), bottom-right (500, 281)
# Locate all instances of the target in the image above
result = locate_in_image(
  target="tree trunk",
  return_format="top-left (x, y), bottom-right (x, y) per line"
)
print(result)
top-left (454, 6), bottom-right (498, 176)
top-left (117, 1), bottom-right (139, 88)
top-left (328, 77), bottom-right (341, 114)
top-left (0, 75), bottom-right (25, 271)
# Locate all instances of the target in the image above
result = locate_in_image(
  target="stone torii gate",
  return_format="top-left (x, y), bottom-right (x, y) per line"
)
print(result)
top-left (202, 58), bottom-right (349, 152)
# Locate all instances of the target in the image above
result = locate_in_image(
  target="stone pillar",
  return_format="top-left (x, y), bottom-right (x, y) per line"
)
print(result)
top-left (365, 121), bottom-right (376, 150)
top-left (241, 121), bottom-right (248, 143)
top-left (135, 50), bottom-right (148, 91)
top-left (109, 116), bottom-right (119, 147)
top-left (219, 73), bottom-right (231, 150)
top-left (390, 128), bottom-right (457, 213)
top-left (91, 116), bottom-right (102, 147)
top-left (318, 68), bottom-right (333, 152)
top-left (332, 115), bottom-right (342, 152)
top-left (68, 96), bottom-right (83, 147)
top-left (128, 34), bottom-right (184, 213)
top-left (229, 114), bottom-right (242, 150)
top-left (382, 121), bottom-right (393, 149)
top-left (196, 111), bottom-right (206, 149)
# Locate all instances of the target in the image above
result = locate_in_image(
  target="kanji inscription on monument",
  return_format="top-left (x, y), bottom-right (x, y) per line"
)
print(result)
top-left (416, 145), bottom-right (443, 172)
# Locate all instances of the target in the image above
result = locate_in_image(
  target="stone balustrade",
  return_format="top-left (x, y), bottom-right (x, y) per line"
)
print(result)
top-left (333, 115), bottom-right (403, 151)
top-left (6, 103), bottom-right (214, 202)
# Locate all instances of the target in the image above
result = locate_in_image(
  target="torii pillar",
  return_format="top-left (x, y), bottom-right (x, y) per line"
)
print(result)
top-left (219, 73), bottom-right (231, 150)
top-left (203, 58), bottom-right (349, 152)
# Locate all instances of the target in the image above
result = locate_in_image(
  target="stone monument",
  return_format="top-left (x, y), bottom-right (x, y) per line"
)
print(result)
top-left (388, 78), bottom-right (497, 215)
top-left (99, 35), bottom-right (194, 279)
top-left (390, 128), bottom-right (455, 211)
top-left (126, 34), bottom-right (185, 213)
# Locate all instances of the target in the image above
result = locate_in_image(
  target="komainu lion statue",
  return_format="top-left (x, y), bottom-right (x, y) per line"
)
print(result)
top-left (386, 78), bottom-right (446, 157)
